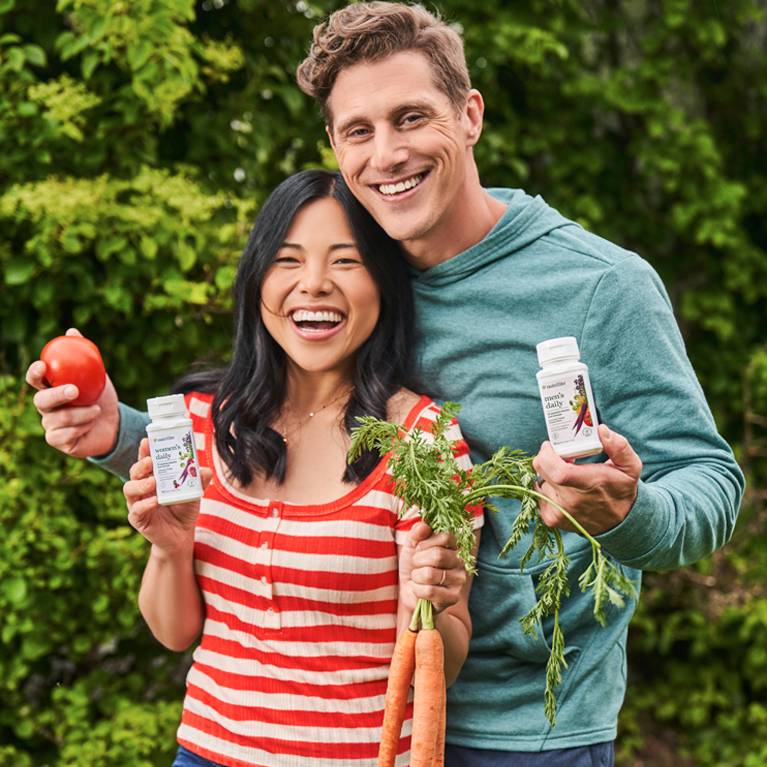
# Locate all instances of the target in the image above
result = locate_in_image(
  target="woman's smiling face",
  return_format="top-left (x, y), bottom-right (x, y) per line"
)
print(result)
top-left (260, 196), bottom-right (381, 376)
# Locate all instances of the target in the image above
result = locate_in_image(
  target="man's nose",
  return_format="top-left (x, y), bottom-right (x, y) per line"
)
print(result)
top-left (370, 126), bottom-right (409, 172)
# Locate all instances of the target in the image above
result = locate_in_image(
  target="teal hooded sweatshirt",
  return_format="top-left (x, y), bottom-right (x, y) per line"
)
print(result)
top-left (410, 188), bottom-right (743, 750)
top-left (96, 188), bottom-right (744, 752)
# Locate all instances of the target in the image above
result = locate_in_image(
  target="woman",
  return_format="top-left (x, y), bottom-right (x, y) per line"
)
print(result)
top-left (123, 170), bottom-right (483, 767)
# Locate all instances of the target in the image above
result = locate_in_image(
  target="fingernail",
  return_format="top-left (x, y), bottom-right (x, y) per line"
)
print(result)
top-left (64, 385), bottom-right (77, 399)
top-left (602, 425), bottom-right (612, 438)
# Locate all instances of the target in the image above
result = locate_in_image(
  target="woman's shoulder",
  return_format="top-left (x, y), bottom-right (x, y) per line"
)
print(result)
top-left (386, 387), bottom-right (428, 425)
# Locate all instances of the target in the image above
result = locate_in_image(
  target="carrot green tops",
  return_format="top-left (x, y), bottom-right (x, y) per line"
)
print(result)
top-left (96, 187), bottom-right (744, 753)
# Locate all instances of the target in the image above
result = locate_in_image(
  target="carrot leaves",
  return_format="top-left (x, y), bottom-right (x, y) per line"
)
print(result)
top-left (349, 401), bottom-right (636, 726)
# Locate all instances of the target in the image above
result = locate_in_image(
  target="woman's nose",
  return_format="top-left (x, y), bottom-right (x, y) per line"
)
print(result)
top-left (298, 263), bottom-right (333, 295)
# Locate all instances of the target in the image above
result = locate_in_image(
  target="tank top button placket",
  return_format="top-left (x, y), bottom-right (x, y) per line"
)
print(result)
top-left (263, 500), bottom-right (281, 629)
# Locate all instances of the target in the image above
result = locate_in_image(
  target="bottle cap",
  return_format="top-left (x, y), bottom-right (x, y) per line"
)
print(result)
top-left (147, 393), bottom-right (187, 421)
top-left (537, 336), bottom-right (581, 367)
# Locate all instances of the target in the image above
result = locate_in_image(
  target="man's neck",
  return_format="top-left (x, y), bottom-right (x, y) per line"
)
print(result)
top-left (402, 187), bottom-right (507, 271)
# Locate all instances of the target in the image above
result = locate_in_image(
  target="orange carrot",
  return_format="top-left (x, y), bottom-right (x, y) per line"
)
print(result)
top-left (410, 627), bottom-right (445, 767)
top-left (432, 674), bottom-right (446, 767)
top-left (377, 628), bottom-right (417, 767)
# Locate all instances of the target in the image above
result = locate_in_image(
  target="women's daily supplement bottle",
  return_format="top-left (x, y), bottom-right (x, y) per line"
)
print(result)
top-left (536, 337), bottom-right (603, 459)
top-left (146, 394), bottom-right (202, 505)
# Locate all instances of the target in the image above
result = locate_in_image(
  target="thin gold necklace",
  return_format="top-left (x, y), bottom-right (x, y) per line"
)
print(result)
top-left (278, 387), bottom-right (352, 444)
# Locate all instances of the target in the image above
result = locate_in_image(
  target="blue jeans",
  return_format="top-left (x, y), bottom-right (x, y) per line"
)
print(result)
top-left (445, 742), bottom-right (615, 767)
top-left (171, 745), bottom-right (224, 767)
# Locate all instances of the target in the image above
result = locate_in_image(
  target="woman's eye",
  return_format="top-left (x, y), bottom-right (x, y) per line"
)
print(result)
top-left (273, 256), bottom-right (300, 265)
top-left (334, 257), bottom-right (361, 266)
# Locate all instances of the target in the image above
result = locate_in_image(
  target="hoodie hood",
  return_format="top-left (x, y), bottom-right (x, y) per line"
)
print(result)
top-left (411, 188), bottom-right (573, 287)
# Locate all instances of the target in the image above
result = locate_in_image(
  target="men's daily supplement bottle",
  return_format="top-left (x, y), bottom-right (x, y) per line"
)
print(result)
top-left (146, 394), bottom-right (203, 505)
top-left (536, 337), bottom-right (603, 459)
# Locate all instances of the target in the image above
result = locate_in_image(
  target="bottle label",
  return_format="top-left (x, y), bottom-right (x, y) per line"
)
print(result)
top-left (149, 427), bottom-right (202, 499)
top-left (539, 372), bottom-right (597, 448)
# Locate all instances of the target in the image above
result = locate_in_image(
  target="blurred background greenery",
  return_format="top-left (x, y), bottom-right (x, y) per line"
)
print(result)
top-left (0, 1), bottom-right (765, 765)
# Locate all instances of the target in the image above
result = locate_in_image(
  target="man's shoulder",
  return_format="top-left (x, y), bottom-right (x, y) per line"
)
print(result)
top-left (488, 186), bottom-right (644, 273)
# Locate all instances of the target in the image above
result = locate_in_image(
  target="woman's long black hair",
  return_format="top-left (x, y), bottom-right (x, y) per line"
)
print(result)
top-left (175, 169), bottom-right (415, 486)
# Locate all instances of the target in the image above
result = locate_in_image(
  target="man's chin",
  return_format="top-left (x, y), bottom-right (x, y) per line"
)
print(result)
top-left (373, 211), bottom-right (431, 245)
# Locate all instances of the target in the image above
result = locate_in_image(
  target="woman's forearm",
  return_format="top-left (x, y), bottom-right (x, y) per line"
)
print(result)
top-left (138, 541), bottom-right (204, 651)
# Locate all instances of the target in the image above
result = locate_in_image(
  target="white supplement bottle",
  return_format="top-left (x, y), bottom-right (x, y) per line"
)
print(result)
top-left (146, 394), bottom-right (203, 505)
top-left (536, 337), bottom-right (603, 459)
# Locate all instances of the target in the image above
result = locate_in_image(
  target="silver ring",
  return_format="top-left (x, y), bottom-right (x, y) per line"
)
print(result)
top-left (439, 569), bottom-right (447, 587)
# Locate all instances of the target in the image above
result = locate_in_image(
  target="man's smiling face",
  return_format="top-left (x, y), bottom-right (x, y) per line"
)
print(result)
top-left (327, 51), bottom-right (480, 250)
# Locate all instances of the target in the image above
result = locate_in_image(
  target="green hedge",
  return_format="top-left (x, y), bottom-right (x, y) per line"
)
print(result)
top-left (1, 1), bottom-right (765, 764)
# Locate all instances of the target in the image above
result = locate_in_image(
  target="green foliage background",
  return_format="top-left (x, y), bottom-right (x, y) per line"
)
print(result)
top-left (1, 1), bottom-right (765, 764)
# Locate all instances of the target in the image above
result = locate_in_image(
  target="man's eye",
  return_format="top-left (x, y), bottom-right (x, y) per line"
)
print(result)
top-left (348, 126), bottom-right (370, 139)
top-left (401, 113), bottom-right (424, 125)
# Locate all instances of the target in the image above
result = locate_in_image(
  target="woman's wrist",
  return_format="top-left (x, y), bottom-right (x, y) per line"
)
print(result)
top-left (150, 538), bottom-right (195, 564)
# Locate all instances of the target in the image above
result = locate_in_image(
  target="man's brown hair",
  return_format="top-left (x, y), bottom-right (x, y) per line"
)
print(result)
top-left (296, 2), bottom-right (471, 123)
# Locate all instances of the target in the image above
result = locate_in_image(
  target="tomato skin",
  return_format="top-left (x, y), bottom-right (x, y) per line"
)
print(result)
top-left (40, 336), bottom-right (106, 406)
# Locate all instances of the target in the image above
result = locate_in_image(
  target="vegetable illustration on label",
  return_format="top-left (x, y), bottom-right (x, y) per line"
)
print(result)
top-left (570, 374), bottom-right (593, 434)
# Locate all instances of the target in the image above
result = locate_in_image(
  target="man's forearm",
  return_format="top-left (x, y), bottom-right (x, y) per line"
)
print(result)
top-left (88, 402), bottom-right (151, 480)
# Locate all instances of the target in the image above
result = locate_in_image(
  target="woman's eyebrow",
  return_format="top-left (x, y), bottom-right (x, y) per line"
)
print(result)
top-left (329, 242), bottom-right (357, 251)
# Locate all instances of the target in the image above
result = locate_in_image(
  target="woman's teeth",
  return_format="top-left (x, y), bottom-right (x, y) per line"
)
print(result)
top-left (291, 310), bottom-right (343, 323)
top-left (378, 174), bottom-right (423, 196)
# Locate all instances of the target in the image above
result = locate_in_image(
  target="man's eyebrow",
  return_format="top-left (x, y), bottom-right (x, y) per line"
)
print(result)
top-left (335, 101), bottom-right (436, 135)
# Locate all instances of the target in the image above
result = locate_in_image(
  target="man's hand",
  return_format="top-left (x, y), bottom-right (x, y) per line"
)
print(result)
top-left (532, 424), bottom-right (642, 535)
top-left (25, 327), bottom-right (120, 458)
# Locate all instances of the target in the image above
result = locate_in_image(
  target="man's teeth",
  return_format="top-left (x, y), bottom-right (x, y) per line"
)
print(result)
top-left (292, 310), bottom-right (343, 323)
top-left (378, 174), bottom-right (423, 196)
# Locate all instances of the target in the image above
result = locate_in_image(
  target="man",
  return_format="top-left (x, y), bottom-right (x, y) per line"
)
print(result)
top-left (28, 3), bottom-right (743, 765)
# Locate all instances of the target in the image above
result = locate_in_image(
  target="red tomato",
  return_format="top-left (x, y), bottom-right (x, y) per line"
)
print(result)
top-left (40, 336), bottom-right (106, 406)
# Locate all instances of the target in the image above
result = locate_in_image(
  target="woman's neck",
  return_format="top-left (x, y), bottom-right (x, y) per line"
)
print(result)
top-left (283, 365), bottom-right (354, 414)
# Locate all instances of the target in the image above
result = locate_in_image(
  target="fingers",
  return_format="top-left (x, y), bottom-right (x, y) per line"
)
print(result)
top-left (33, 383), bottom-right (81, 413)
top-left (65, 327), bottom-right (84, 337)
top-left (40, 403), bottom-right (100, 432)
top-left (129, 453), bottom-right (153, 481)
top-left (407, 520), bottom-right (434, 546)
top-left (25, 360), bottom-right (49, 390)
top-left (598, 424), bottom-right (643, 479)
top-left (127, 496), bottom-right (158, 532)
top-left (138, 437), bottom-right (150, 460)
top-left (408, 532), bottom-right (465, 611)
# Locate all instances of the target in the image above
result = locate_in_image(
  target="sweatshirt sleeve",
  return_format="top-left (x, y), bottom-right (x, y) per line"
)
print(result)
top-left (580, 255), bottom-right (744, 571)
top-left (87, 402), bottom-right (151, 481)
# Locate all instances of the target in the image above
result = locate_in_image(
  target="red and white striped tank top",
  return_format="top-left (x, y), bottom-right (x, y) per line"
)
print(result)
top-left (177, 392), bottom-right (483, 767)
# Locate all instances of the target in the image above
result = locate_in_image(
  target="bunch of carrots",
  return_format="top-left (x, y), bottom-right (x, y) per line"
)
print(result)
top-left (378, 598), bottom-right (446, 767)
top-left (349, 406), bottom-right (478, 767)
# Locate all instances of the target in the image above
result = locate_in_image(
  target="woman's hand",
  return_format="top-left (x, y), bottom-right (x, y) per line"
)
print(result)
top-left (398, 521), bottom-right (467, 615)
top-left (124, 438), bottom-right (210, 555)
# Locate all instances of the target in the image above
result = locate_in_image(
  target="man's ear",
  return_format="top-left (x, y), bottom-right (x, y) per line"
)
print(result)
top-left (325, 123), bottom-right (335, 149)
top-left (464, 89), bottom-right (484, 147)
